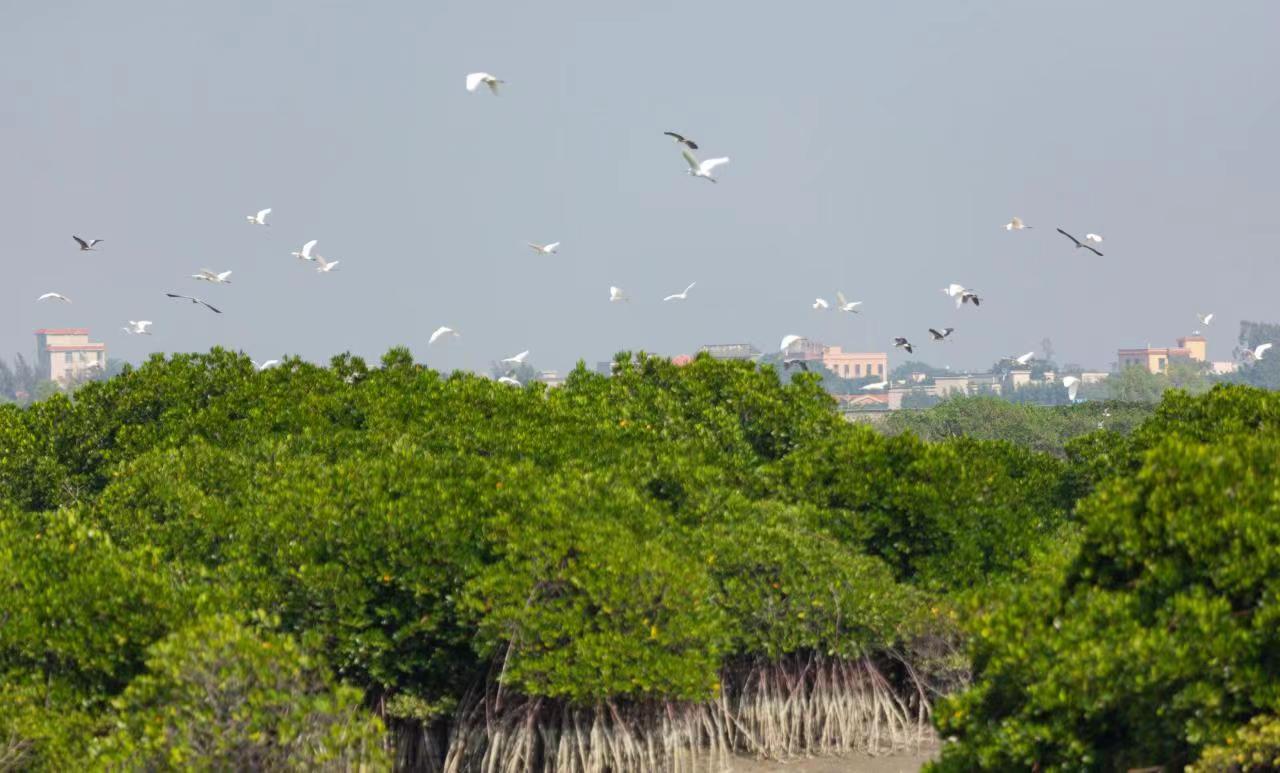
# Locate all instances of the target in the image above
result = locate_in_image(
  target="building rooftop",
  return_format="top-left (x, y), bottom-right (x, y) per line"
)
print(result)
top-left (35, 328), bottom-right (90, 335)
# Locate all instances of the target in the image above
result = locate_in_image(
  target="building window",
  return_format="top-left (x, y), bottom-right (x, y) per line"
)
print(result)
top-left (855, 364), bottom-right (862, 376)
top-left (64, 352), bottom-right (72, 364)
top-left (877, 363), bottom-right (884, 375)
top-left (1158, 358), bottom-right (1166, 370)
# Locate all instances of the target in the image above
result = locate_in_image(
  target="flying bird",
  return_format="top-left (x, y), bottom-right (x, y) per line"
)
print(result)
top-left (1056, 228), bottom-right (1104, 257)
top-left (780, 335), bottom-right (803, 351)
top-left (960, 291), bottom-right (982, 307)
top-left (252, 359), bottom-right (279, 371)
top-left (942, 284), bottom-right (968, 308)
top-left (681, 149), bottom-right (730, 183)
top-left (166, 293), bottom-right (222, 313)
top-left (1197, 312), bottom-right (1214, 327)
top-left (1010, 351), bottom-right (1035, 366)
top-left (928, 327), bottom-right (954, 341)
top-left (429, 326), bottom-right (459, 345)
top-left (192, 269), bottom-right (233, 284)
top-left (1004, 216), bottom-right (1032, 231)
top-left (893, 337), bottom-right (914, 354)
top-left (663, 282), bottom-right (696, 302)
top-left (527, 241), bottom-right (560, 255)
top-left (1062, 376), bottom-right (1081, 402)
top-left (37, 292), bottom-right (71, 303)
top-left (663, 131), bottom-right (699, 150)
top-left (782, 358), bottom-right (811, 372)
top-left (835, 292), bottom-right (862, 313)
top-left (812, 298), bottom-right (830, 310)
top-left (73, 236), bottom-right (103, 251)
top-left (862, 381), bottom-right (888, 391)
top-left (1244, 343), bottom-right (1273, 361)
top-left (292, 240), bottom-right (318, 261)
top-left (501, 350), bottom-right (530, 365)
top-left (497, 376), bottom-right (522, 387)
top-left (315, 256), bottom-right (340, 273)
top-left (609, 286), bottom-right (629, 303)
top-left (465, 72), bottom-right (503, 94)
top-left (246, 208), bottom-right (271, 226)
top-left (123, 320), bottom-right (152, 335)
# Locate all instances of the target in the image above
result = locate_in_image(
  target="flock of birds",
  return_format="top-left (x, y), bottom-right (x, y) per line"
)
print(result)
top-left (33, 72), bottom-right (1272, 392)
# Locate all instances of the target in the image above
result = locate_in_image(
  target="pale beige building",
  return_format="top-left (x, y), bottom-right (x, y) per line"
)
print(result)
top-left (36, 328), bottom-right (106, 384)
top-left (1117, 334), bottom-right (1207, 374)
top-left (778, 339), bottom-right (888, 380)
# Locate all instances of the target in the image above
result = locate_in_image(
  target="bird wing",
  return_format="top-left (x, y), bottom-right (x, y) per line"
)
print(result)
top-left (780, 335), bottom-right (801, 350)
top-left (700, 157), bottom-right (730, 172)
top-left (1205, 314), bottom-right (1214, 325)
top-left (1257, 343), bottom-right (1273, 357)
top-left (836, 291), bottom-right (847, 306)
top-left (928, 329), bottom-right (943, 339)
top-left (1084, 245), bottom-right (1103, 257)
top-left (73, 235), bottom-right (89, 249)
top-left (256, 208), bottom-right (271, 220)
top-left (301, 239), bottom-right (317, 257)
top-left (165, 293), bottom-right (192, 301)
top-left (218, 271), bottom-right (232, 281)
top-left (681, 149), bottom-right (700, 170)
top-left (138, 321), bottom-right (152, 330)
top-left (664, 131), bottom-right (685, 142)
top-left (544, 242), bottom-right (560, 252)
top-left (200, 300), bottom-right (222, 313)
top-left (1056, 228), bottom-right (1083, 247)
top-left (466, 73), bottom-right (490, 91)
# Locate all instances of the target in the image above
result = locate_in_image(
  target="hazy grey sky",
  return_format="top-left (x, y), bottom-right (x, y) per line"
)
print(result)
top-left (5, 1), bottom-right (1279, 375)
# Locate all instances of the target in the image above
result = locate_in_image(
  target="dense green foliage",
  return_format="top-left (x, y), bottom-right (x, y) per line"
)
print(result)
top-left (0, 348), bottom-right (1072, 767)
top-left (93, 615), bottom-right (388, 770)
top-left (882, 395), bottom-right (1153, 456)
top-left (931, 385), bottom-right (1280, 771)
top-left (2, 346), bottom-right (1276, 770)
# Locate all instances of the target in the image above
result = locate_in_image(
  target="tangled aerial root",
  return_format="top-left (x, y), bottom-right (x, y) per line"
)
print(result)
top-left (393, 653), bottom-right (934, 772)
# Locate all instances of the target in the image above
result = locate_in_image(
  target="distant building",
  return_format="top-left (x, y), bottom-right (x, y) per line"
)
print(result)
top-left (699, 343), bottom-right (762, 361)
top-left (36, 328), bottom-right (105, 384)
top-left (534, 370), bottom-right (564, 387)
top-left (1080, 371), bottom-right (1109, 384)
top-left (819, 346), bottom-right (887, 380)
top-left (1117, 334), bottom-right (1206, 374)
top-left (595, 361), bottom-right (616, 376)
top-left (671, 354), bottom-right (693, 366)
top-left (1210, 361), bottom-right (1238, 376)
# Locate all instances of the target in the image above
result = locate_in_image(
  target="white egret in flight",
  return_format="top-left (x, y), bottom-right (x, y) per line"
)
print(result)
top-left (429, 326), bottom-right (460, 345)
top-left (192, 269), bottom-right (233, 284)
top-left (1004, 216), bottom-right (1032, 231)
top-left (465, 72), bottom-right (503, 94)
top-left (37, 292), bottom-right (72, 303)
top-left (609, 286), bottom-right (629, 303)
top-left (663, 282), bottom-right (696, 302)
top-left (527, 241), bottom-right (560, 255)
top-left (292, 240), bottom-right (318, 261)
top-left (681, 150), bottom-right (730, 183)
top-left (835, 292), bottom-right (861, 313)
top-left (246, 208), bottom-right (271, 226)
top-left (1244, 343), bottom-right (1273, 361)
top-left (73, 236), bottom-right (103, 251)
